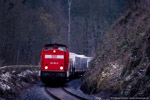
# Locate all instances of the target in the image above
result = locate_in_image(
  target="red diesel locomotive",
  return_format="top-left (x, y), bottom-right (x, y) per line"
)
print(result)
top-left (40, 43), bottom-right (69, 82)
top-left (40, 43), bottom-right (93, 83)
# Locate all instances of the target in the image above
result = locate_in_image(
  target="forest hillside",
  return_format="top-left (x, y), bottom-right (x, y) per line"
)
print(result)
top-left (81, 0), bottom-right (150, 97)
top-left (0, 0), bottom-right (125, 66)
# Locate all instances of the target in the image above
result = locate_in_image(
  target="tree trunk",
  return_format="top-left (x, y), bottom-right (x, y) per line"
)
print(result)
top-left (68, 0), bottom-right (72, 49)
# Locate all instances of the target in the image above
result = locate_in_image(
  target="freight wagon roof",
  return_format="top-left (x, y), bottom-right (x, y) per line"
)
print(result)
top-left (69, 52), bottom-right (93, 59)
top-left (69, 52), bottom-right (84, 58)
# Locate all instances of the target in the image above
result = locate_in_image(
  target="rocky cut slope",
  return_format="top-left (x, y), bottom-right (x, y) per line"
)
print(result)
top-left (81, 0), bottom-right (150, 97)
top-left (0, 65), bottom-right (39, 100)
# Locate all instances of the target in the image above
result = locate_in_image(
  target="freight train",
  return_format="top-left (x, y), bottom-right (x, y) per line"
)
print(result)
top-left (40, 43), bottom-right (93, 83)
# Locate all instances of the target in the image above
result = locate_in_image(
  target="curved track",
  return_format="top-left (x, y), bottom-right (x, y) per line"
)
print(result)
top-left (44, 87), bottom-right (87, 100)
top-left (61, 87), bottom-right (87, 100)
top-left (44, 87), bottom-right (62, 100)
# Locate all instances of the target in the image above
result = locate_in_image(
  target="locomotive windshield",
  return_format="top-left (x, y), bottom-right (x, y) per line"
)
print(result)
top-left (44, 45), bottom-right (66, 52)
top-left (58, 47), bottom-right (66, 52)
top-left (45, 46), bottom-right (53, 50)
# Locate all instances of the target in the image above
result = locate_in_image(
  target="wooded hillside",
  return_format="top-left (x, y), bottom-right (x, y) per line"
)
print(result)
top-left (0, 0), bottom-right (125, 66)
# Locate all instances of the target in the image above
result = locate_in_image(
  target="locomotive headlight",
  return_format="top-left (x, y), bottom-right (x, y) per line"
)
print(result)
top-left (53, 50), bottom-right (56, 53)
top-left (60, 66), bottom-right (63, 70)
top-left (45, 66), bottom-right (48, 70)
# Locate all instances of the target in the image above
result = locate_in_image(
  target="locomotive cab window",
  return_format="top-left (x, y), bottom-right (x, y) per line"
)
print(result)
top-left (44, 45), bottom-right (66, 52)
top-left (58, 46), bottom-right (66, 52)
top-left (44, 46), bottom-right (53, 50)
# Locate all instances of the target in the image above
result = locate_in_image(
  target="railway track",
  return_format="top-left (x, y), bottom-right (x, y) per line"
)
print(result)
top-left (44, 87), bottom-right (62, 100)
top-left (44, 87), bottom-right (87, 100)
top-left (61, 87), bottom-right (87, 100)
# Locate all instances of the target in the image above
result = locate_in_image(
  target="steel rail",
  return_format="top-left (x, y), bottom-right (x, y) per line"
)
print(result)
top-left (44, 87), bottom-right (62, 100)
top-left (61, 87), bottom-right (87, 100)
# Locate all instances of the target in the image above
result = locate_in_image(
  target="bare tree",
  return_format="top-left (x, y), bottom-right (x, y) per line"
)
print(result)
top-left (68, 0), bottom-right (72, 49)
